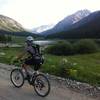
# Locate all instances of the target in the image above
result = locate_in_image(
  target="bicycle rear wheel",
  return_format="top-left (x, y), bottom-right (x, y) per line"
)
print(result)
top-left (33, 74), bottom-right (50, 97)
top-left (10, 68), bottom-right (24, 88)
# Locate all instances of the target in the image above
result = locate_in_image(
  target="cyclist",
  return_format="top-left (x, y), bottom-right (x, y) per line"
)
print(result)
top-left (13, 36), bottom-right (43, 77)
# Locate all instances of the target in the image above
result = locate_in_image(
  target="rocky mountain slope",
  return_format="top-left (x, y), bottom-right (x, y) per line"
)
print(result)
top-left (41, 9), bottom-right (91, 36)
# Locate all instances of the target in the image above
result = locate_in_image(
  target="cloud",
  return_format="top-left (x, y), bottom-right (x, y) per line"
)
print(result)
top-left (0, 0), bottom-right (100, 29)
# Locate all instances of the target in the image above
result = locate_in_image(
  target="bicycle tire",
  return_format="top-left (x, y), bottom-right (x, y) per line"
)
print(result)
top-left (33, 74), bottom-right (50, 97)
top-left (10, 68), bottom-right (24, 88)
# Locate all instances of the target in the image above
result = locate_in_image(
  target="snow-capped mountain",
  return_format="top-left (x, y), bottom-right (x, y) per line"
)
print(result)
top-left (41, 9), bottom-right (91, 35)
top-left (47, 11), bottom-right (100, 39)
top-left (71, 9), bottom-right (91, 24)
top-left (32, 24), bottom-right (55, 33)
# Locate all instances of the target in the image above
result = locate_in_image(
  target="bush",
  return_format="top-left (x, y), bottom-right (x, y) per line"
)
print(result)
top-left (45, 39), bottom-right (99, 56)
top-left (73, 39), bottom-right (99, 54)
top-left (57, 58), bottom-right (77, 78)
top-left (45, 41), bottom-right (73, 55)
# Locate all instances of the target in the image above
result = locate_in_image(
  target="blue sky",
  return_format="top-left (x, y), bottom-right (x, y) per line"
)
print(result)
top-left (0, 0), bottom-right (100, 29)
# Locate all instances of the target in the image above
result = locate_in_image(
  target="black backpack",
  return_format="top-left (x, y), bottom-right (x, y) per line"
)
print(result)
top-left (32, 44), bottom-right (40, 56)
top-left (32, 45), bottom-right (44, 65)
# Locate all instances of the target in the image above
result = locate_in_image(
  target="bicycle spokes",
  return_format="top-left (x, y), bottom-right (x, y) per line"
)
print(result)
top-left (10, 69), bottom-right (24, 88)
top-left (34, 74), bottom-right (50, 97)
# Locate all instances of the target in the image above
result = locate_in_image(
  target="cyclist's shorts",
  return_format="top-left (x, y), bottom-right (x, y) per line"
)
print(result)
top-left (24, 57), bottom-right (35, 65)
top-left (24, 57), bottom-right (41, 71)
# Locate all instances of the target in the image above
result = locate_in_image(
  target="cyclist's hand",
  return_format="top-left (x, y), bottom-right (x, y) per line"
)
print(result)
top-left (19, 58), bottom-right (25, 62)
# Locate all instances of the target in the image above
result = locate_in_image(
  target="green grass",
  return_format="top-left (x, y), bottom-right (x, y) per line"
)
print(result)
top-left (42, 54), bottom-right (100, 86)
top-left (11, 35), bottom-right (26, 44)
top-left (0, 47), bottom-right (100, 86)
top-left (0, 47), bottom-right (23, 64)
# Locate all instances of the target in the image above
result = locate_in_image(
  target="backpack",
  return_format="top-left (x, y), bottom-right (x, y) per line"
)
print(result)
top-left (32, 44), bottom-right (44, 65)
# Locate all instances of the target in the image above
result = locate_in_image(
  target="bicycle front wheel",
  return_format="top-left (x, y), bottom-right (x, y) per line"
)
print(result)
top-left (33, 74), bottom-right (50, 97)
top-left (10, 68), bottom-right (24, 88)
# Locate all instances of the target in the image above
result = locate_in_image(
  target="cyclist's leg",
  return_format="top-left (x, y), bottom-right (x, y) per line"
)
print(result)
top-left (21, 63), bottom-right (31, 80)
top-left (23, 58), bottom-right (35, 75)
top-left (22, 63), bottom-right (29, 74)
top-left (23, 58), bottom-right (40, 76)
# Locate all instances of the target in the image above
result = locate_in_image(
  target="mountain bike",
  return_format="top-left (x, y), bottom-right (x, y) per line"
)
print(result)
top-left (10, 58), bottom-right (50, 97)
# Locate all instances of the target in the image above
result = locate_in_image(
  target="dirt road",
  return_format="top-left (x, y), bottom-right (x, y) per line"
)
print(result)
top-left (0, 63), bottom-right (99, 100)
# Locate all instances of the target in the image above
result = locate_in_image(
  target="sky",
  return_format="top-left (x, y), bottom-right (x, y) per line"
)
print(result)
top-left (0, 0), bottom-right (100, 29)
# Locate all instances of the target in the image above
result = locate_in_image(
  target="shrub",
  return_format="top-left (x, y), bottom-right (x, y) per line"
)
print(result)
top-left (45, 39), bottom-right (99, 56)
top-left (73, 39), bottom-right (99, 54)
top-left (57, 58), bottom-right (77, 78)
top-left (45, 41), bottom-right (73, 55)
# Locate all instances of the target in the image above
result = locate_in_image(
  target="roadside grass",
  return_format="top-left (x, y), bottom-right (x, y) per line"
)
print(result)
top-left (0, 47), bottom-right (23, 64)
top-left (0, 47), bottom-right (100, 86)
top-left (43, 54), bottom-right (100, 86)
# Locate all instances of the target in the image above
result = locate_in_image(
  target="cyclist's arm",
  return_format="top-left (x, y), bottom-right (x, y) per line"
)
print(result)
top-left (16, 46), bottom-right (28, 60)
top-left (16, 51), bottom-right (26, 59)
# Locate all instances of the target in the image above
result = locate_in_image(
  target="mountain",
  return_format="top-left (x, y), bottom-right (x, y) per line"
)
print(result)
top-left (32, 24), bottom-right (55, 33)
top-left (0, 15), bottom-right (24, 32)
top-left (47, 11), bottom-right (100, 39)
top-left (41, 9), bottom-right (91, 36)
top-left (0, 15), bottom-right (35, 36)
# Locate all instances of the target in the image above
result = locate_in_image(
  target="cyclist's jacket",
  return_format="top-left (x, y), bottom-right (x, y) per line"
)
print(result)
top-left (25, 43), bottom-right (40, 57)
